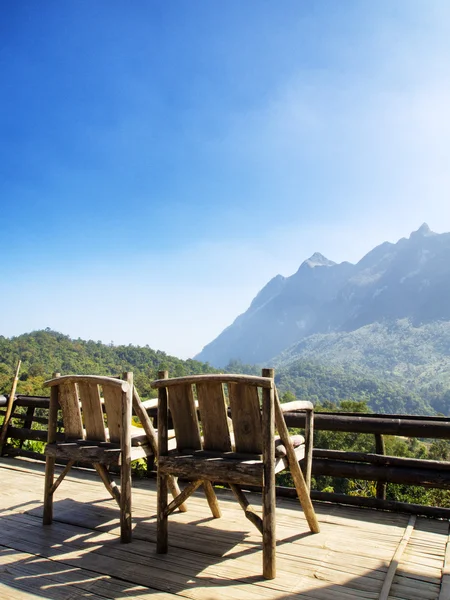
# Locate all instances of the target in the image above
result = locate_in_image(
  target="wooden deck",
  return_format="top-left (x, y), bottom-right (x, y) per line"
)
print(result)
top-left (1, 457), bottom-right (449, 600)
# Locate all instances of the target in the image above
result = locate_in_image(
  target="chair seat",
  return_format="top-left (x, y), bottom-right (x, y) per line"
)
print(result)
top-left (45, 440), bottom-right (123, 464)
top-left (159, 451), bottom-right (264, 486)
top-left (46, 439), bottom-right (158, 463)
top-left (45, 426), bottom-right (177, 466)
top-left (159, 439), bottom-right (305, 485)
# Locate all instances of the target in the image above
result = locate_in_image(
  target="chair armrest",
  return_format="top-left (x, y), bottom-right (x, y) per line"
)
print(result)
top-left (140, 398), bottom-right (158, 411)
top-left (280, 400), bottom-right (313, 412)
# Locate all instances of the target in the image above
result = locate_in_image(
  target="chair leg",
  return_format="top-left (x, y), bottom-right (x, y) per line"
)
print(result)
top-left (43, 455), bottom-right (55, 525)
top-left (166, 480), bottom-right (202, 516)
top-left (168, 475), bottom-right (187, 512)
top-left (120, 373), bottom-right (133, 543)
top-left (157, 471), bottom-right (168, 553)
top-left (120, 458), bottom-right (132, 543)
top-left (95, 463), bottom-right (121, 506)
top-left (230, 484), bottom-right (263, 534)
top-left (262, 476), bottom-right (276, 579)
top-left (289, 458), bottom-right (320, 534)
top-left (203, 481), bottom-right (221, 518)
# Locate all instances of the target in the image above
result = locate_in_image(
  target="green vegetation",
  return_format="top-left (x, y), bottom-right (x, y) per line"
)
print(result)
top-left (1, 329), bottom-right (442, 417)
top-left (227, 357), bottom-right (435, 415)
top-left (0, 329), bottom-right (219, 397)
top-left (276, 360), bottom-right (434, 415)
top-left (275, 319), bottom-right (450, 414)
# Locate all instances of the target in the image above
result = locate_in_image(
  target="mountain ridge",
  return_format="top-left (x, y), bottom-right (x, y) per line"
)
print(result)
top-left (195, 224), bottom-right (450, 371)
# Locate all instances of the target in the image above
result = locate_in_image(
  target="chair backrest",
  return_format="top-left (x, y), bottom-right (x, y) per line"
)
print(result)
top-left (44, 374), bottom-right (132, 443)
top-left (152, 372), bottom-right (274, 455)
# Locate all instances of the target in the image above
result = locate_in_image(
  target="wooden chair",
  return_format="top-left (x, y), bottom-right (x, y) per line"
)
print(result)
top-left (152, 368), bottom-right (320, 579)
top-left (42, 372), bottom-right (185, 542)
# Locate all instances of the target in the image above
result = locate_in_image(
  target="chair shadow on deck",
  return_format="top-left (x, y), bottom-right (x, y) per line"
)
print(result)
top-left (0, 494), bottom-right (413, 600)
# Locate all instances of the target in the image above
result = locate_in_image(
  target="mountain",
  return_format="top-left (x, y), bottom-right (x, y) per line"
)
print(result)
top-left (331, 223), bottom-right (450, 331)
top-left (195, 224), bottom-right (450, 370)
top-left (196, 252), bottom-right (354, 367)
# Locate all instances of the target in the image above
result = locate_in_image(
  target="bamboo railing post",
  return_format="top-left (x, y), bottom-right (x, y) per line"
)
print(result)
top-left (375, 433), bottom-right (386, 500)
top-left (20, 405), bottom-right (36, 450)
top-left (0, 360), bottom-right (21, 455)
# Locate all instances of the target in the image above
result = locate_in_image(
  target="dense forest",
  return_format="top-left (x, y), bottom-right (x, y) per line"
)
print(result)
top-left (226, 358), bottom-right (437, 415)
top-left (277, 361), bottom-right (435, 415)
top-left (275, 319), bottom-right (450, 415)
top-left (0, 329), bottom-right (218, 398)
top-left (0, 330), bottom-right (445, 417)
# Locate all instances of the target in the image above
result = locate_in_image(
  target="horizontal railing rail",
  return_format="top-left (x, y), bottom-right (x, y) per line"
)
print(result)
top-left (0, 395), bottom-right (54, 460)
top-left (283, 409), bottom-right (450, 517)
top-left (283, 410), bottom-right (450, 438)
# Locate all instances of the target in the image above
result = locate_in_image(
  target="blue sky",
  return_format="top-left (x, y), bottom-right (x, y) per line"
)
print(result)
top-left (1, 1), bottom-right (450, 358)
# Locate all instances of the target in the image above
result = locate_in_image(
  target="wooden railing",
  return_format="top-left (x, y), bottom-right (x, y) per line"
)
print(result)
top-left (282, 410), bottom-right (450, 518)
top-left (2, 396), bottom-right (450, 517)
top-left (0, 394), bottom-right (57, 459)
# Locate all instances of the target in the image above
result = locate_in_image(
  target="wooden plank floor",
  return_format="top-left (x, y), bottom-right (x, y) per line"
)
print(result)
top-left (0, 457), bottom-right (448, 599)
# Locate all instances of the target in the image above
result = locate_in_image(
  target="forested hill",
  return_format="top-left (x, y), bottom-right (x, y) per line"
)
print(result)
top-left (277, 361), bottom-right (434, 415)
top-left (0, 329), bottom-right (440, 416)
top-left (0, 330), bottom-right (218, 397)
top-left (225, 359), bottom-right (436, 416)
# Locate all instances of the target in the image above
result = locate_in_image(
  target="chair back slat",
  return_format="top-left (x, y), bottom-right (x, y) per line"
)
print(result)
top-left (169, 384), bottom-right (201, 451)
top-left (59, 382), bottom-right (84, 440)
top-left (228, 382), bottom-right (262, 453)
top-left (196, 381), bottom-right (232, 452)
top-left (102, 385), bottom-right (123, 443)
top-left (78, 382), bottom-right (107, 441)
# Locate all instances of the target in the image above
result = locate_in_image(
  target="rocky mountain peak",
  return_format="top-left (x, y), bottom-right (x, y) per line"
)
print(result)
top-left (410, 223), bottom-right (435, 238)
top-left (301, 252), bottom-right (336, 269)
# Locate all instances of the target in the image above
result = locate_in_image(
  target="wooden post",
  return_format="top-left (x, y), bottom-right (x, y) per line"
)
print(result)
top-left (43, 372), bottom-right (60, 525)
top-left (19, 406), bottom-right (36, 450)
top-left (375, 433), bottom-right (387, 500)
top-left (0, 360), bottom-right (21, 455)
top-left (262, 368), bottom-right (276, 579)
top-left (120, 372), bottom-right (133, 542)
top-left (304, 408), bottom-right (314, 492)
top-left (157, 370), bottom-right (169, 554)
